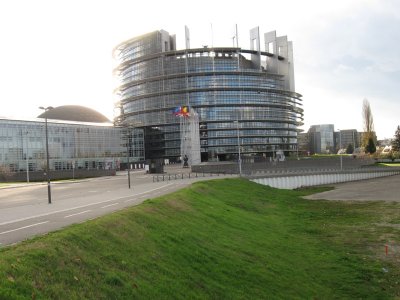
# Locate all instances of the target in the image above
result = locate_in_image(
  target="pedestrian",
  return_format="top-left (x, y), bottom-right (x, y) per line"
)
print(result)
top-left (183, 155), bottom-right (189, 168)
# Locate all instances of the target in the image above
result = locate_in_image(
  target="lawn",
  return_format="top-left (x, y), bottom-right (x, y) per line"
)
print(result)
top-left (0, 178), bottom-right (399, 299)
top-left (378, 162), bottom-right (400, 167)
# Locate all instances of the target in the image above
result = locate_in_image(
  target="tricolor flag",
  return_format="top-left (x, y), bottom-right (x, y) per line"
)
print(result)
top-left (173, 106), bottom-right (182, 116)
top-left (173, 106), bottom-right (190, 117)
top-left (181, 106), bottom-right (189, 116)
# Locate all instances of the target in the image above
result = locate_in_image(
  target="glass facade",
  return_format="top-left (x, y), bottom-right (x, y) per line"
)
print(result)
top-left (308, 124), bottom-right (335, 154)
top-left (0, 118), bottom-right (144, 172)
top-left (114, 29), bottom-right (303, 161)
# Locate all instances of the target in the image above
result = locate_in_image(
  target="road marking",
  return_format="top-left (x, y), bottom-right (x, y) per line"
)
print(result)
top-left (0, 183), bottom-right (174, 226)
top-left (0, 221), bottom-right (49, 235)
top-left (64, 210), bottom-right (91, 218)
top-left (123, 184), bottom-right (175, 203)
top-left (101, 203), bottom-right (119, 209)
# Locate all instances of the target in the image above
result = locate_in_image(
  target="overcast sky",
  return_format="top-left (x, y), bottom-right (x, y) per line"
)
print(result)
top-left (0, 0), bottom-right (399, 139)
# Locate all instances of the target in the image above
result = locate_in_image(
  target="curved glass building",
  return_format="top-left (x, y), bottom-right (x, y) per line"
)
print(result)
top-left (113, 27), bottom-right (303, 162)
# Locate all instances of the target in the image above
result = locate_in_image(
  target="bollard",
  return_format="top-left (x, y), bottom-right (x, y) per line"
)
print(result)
top-left (189, 173), bottom-right (191, 178)
top-left (182, 173), bottom-right (184, 179)
top-left (163, 175), bottom-right (164, 181)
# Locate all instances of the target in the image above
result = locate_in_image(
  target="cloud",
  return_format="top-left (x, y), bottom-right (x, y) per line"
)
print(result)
top-left (294, 1), bottom-right (400, 138)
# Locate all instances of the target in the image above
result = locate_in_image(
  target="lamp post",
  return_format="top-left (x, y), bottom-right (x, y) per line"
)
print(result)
top-left (126, 128), bottom-right (131, 189)
top-left (339, 129), bottom-right (343, 171)
top-left (39, 106), bottom-right (54, 204)
top-left (123, 125), bottom-right (136, 189)
top-left (123, 121), bottom-right (142, 189)
top-left (24, 130), bottom-right (30, 183)
top-left (234, 120), bottom-right (242, 176)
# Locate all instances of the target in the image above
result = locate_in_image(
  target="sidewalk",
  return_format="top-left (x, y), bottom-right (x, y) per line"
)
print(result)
top-left (0, 181), bottom-right (45, 190)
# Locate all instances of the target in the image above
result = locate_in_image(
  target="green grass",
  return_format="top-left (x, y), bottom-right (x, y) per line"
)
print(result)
top-left (378, 162), bottom-right (400, 167)
top-left (310, 154), bottom-right (343, 158)
top-left (0, 179), bottom-right (399, 299)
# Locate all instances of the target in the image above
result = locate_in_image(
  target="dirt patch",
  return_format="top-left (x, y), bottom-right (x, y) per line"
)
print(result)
top-left (164, 199), bottom-right (192, 212)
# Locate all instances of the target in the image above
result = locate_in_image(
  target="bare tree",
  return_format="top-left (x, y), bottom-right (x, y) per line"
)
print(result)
top-left (362, 99), bottom-right (374, 137)
top-left (362, 99), bottom-right (377, 153)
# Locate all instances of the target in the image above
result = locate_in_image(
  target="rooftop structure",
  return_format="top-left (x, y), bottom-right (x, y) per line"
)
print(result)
top-left (37, 105), bottom-right (110, 123)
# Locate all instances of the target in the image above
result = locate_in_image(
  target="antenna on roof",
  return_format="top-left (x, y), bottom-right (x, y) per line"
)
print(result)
top-left (210, 23), bottom-right (214, 48)
top-left (235, 24), bottom-right (239, 48)
top-left (185, 25), bottom-right (190, 49)
top-left (232, 24), bottom-right (239, 48)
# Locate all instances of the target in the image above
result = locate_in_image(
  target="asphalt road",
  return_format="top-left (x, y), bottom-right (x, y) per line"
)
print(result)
top-left (0, 170), bottom-right (233, 247)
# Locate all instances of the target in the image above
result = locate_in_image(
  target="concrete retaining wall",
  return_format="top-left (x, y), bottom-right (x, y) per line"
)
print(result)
top-left (251, 170), bottom-right (400, 190)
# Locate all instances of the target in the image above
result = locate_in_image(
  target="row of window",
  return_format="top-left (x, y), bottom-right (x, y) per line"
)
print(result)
top-left (3, 157), bottom-right (134, 172)
top-left (164, 129), bottom-right (296, 139)
top-left (118, 34), bottom-right (162, 63)
top-left (123, 108), bottom-right (298, 128)
top-left (124, 118), bottom-right (297, 134)
top-left (122, 91), bottom-right (298, 116)
top-left (0, 121), bottom-right (146, 168)
top-left (119, 55), bottom-right (245, 83)
top-left (121, 74), bottom-right (283, 99)
top-left (165, 136), bottom-right (296, 147)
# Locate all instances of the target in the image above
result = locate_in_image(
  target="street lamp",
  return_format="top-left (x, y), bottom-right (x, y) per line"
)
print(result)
top-left (339, 129), bottom-right (343, 171)
top-left (234, 120), bottom-right (242, 176)
top-left (24, 130), bottom-right (30, 183)
top-left (123, 125), bottom-right (136, 189)
top-left (126, 127), bottom-right (132, 189)
top-left (39, 106), bottom-right (54, 204)
top-left (122, 121), bottom-right (142, 189)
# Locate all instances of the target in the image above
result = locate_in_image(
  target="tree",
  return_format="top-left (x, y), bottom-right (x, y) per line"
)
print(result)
top-left (362, 99), bottom-right (374, 135)
top-left (365, 137), bottom-right (376, 154)
top-left (346, 143), bottom-right (354, 154)
top-left (392, 125), bottom-right (400, 152)
top-left (362, 99), bottom-right (376, 154)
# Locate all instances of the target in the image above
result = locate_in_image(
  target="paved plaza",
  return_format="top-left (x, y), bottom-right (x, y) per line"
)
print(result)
top-left (304, 174), bottom-right (400, 201)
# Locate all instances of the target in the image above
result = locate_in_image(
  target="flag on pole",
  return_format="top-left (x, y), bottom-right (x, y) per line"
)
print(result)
top-left (181, 106), bottom-right (189, 116)
top-left (173, 106), bottom-right (190, 117)
top-left (173, 106), bottom-right (182, 116)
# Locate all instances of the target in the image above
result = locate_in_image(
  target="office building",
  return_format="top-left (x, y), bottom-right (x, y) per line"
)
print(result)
top-left (0, 106), bottom-right (144, 175)
top-left (334, 129), bottom-right (360, 153)
top-left (308, 124), bottom-right (335, 154)
top-left (113, 27), bottom-right (303, 162)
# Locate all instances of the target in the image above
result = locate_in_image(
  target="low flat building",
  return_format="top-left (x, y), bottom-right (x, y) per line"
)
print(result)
top-left (0, 106), bottom-right (144, 176)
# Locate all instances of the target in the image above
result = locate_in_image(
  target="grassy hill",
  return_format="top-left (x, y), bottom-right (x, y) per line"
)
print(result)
top-left (0, 178), bottom-right (399, 299)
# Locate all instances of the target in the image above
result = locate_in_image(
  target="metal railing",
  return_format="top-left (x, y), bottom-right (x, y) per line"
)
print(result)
top-left (152, 172), bottom-right (234, 182)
